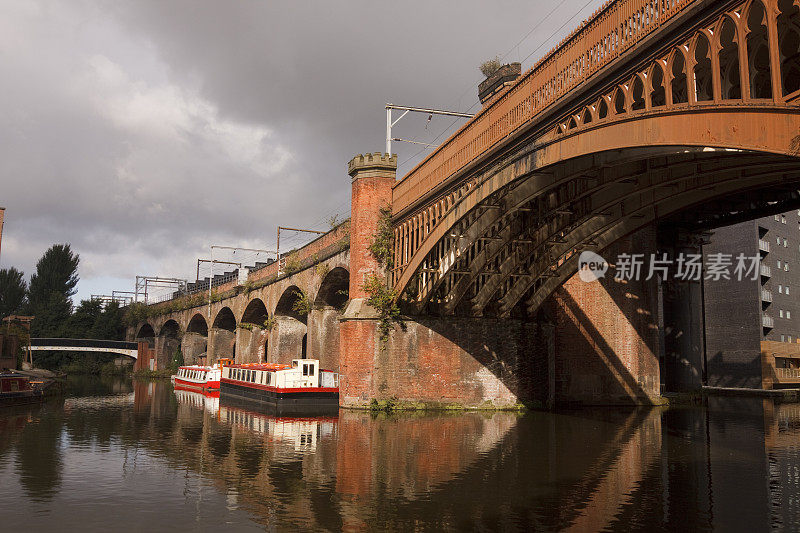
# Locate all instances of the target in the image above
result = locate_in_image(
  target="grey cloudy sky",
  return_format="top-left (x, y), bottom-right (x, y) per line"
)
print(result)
top-left (0, 0), bottom-right (604, 302)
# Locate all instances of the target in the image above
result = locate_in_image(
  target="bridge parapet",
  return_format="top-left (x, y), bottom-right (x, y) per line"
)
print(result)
top-left (390, 0), bottom-right (800, 314)
top-left (393, 0), bottom-right (697, 216)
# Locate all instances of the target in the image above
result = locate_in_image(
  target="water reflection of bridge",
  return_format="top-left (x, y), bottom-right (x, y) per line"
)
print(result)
top-left (4, 381), bottom-right (800, 529)
top-left (147, 383), bottom-right (665, 531)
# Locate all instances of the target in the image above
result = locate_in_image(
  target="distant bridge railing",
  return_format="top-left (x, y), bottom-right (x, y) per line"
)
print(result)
top-left (393, 0), bottom-right (696, 214)
top-left (29, 338), bottom-right (139, 359)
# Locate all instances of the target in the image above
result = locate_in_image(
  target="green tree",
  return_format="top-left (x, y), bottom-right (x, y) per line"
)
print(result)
top-left (27, 244), bottom-right (79, 358)
top-left (59, 298), bottom-right (102, 339)
top-left (90, 300), bottom-right (126, 341)
top-left (28, 244), bottom-right (79, 305)
top-left (0, 267), bottom-right (27, 318)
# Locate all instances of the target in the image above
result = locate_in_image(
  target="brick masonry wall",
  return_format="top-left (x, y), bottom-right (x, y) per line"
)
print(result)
top-left (348, 155), bottom-right (395, 298)
top-left (544, 227), bottom-right (662, 405)
top-left (339, 316), bottom-right (553, 408)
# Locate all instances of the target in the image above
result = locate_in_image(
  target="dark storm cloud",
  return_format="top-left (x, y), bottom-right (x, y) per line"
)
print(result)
top-left (0, 0), bottom-right (603, 300)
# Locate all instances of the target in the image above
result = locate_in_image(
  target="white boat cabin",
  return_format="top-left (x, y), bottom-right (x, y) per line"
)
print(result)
top-left (223, 359), bottom-right (338, 389)
top-left (174, 365), bottom-right (220, 383)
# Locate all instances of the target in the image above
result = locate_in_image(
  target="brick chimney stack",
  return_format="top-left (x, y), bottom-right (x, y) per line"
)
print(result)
top-left (478, 62), bottom-right (522, 105)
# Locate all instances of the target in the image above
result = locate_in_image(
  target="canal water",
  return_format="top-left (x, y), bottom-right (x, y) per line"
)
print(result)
top-left (1, 378), bottom-right (798, 532)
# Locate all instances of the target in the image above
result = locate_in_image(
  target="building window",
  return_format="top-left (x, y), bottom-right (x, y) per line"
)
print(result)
top-left (787, 286), bottom-right (791, 295)
top-left (780, 309), bottom-right (785, 318)
top-left (778, 260), bottom-right (782, 269)
top-left (782, 215), bottom-right (787, 224)
top-left (789, 335), bottom-right (793, 342)
top-left (776, 214), bottom-right (781, 221)
top-left (788, 311), bottom-right (792, 319)
top-left (784, 238), bottom-right (788, 247)
top-left (782, 334), bottom-right (786, 342)
top-left (777, 236), bottom-right (781, 244)
top-left (786, 263), bottom-right (790, 272)
top-left (779, 284), bottom-right (783, 293)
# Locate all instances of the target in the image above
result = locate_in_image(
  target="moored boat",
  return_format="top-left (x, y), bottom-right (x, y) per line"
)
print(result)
top-left (0, 372), bottom-right (46, 406)
top-left (220, 359), bottom-right (338, 411)
top-left (171, 363), bottom-right (221, 391)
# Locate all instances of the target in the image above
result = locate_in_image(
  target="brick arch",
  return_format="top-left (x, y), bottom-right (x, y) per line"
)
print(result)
top-left (182, 313), bottom-right (208, 365)
top-left (135, 323), bottom-right (155, 340)
top-left (186, 313), bottom-right (208, 336)
top-left (314, 267), bottom-right (349, 308)
top-left (241, 298), bottom-right (268, 325)
top-left (212, 307), bottom-right (236, 331)
top-left (274, 285), bottom-right (307, 323)
top-left (159, 319), bottom-right (180, 338)
top-left (270, 285), bottom-right (308, 362)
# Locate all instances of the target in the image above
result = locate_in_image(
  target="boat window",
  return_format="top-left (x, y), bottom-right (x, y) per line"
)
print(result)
top-left (303, 364), bottom-right (309, 376)
top-left (309, 364), bottom-right (314, 375)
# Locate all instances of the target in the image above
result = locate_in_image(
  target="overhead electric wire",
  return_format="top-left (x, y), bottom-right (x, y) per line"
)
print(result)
top-left (397, 0), bottom-right (601, 171)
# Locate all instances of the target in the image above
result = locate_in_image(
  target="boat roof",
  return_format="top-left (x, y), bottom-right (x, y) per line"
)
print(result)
top-left (178, 365), bottom-right (215, 370)
top-left (225, 362), bottom-right (291, 371)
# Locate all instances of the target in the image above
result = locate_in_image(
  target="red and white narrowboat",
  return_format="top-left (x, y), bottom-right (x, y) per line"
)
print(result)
top-left (220, 359), bottom-right (338, 410)
top-left (171, 364), bottom-right (221, 391)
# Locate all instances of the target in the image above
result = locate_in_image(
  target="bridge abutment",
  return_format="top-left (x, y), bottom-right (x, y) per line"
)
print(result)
top-left (545, 227), bottom-right (663, 405)
top-left (659, 230), bottom-right (706, 392)
top-left (181, 332), bottom-right (207, 365)
top-left (209, 328), bottom-right (235, 364)
top-left (237, 326), bottom-right (268, 364)
top-left (309, 307), bottom-right (342, 372)
top-left (339, 314), bottom-right (554, 409)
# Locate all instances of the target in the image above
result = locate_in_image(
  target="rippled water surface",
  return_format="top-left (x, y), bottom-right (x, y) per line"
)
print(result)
top-left (1, 377), bottom-right (799, 531)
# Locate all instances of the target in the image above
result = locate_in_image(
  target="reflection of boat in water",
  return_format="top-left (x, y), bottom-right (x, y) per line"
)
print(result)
top-left (219, 396), bottom-right (337, 451)
top-left (171, 363), bottom-right (222, 391)
top-left (220, 359), bottom-right (338, 412)
top-left (173, 385), bottom-right (220, 416)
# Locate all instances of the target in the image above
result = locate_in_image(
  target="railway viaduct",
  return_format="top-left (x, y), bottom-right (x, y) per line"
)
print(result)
top-left (131, 0), bottom-right (800, 408)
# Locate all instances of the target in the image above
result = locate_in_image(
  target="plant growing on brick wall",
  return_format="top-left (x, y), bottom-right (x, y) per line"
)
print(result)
top-left (283, 252), bottom-right (301, 274)
top-left (479, 56), bottom-right (502, 78)
top-left (123, 302), bottom-right (151, 326)
top-left (368, 206), bottom-right (394, 269)
top-left (238, 322), bottom-right (255, 331)
top-left (291, 288), bottom-right (313, 316)
top-left (263, 316), bottom-right (277, 331)
top-left (337, 220), bottom-right (351, 252)
top-left (315, 262), bottom-right (330, 279)
top-left (363, 274), bottom-right (403, 344)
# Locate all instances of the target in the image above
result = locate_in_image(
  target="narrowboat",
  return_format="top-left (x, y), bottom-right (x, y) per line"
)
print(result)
top-left (171, 363), bottom-right (221, 391)
top-left (220, 359), bottom-right (339, 412)
top-left (0, 372), bottom-right (45, 406)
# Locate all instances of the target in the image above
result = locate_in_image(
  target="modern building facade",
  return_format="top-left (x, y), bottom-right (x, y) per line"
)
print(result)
top-left (704, 210), bottom-right (800, 388)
